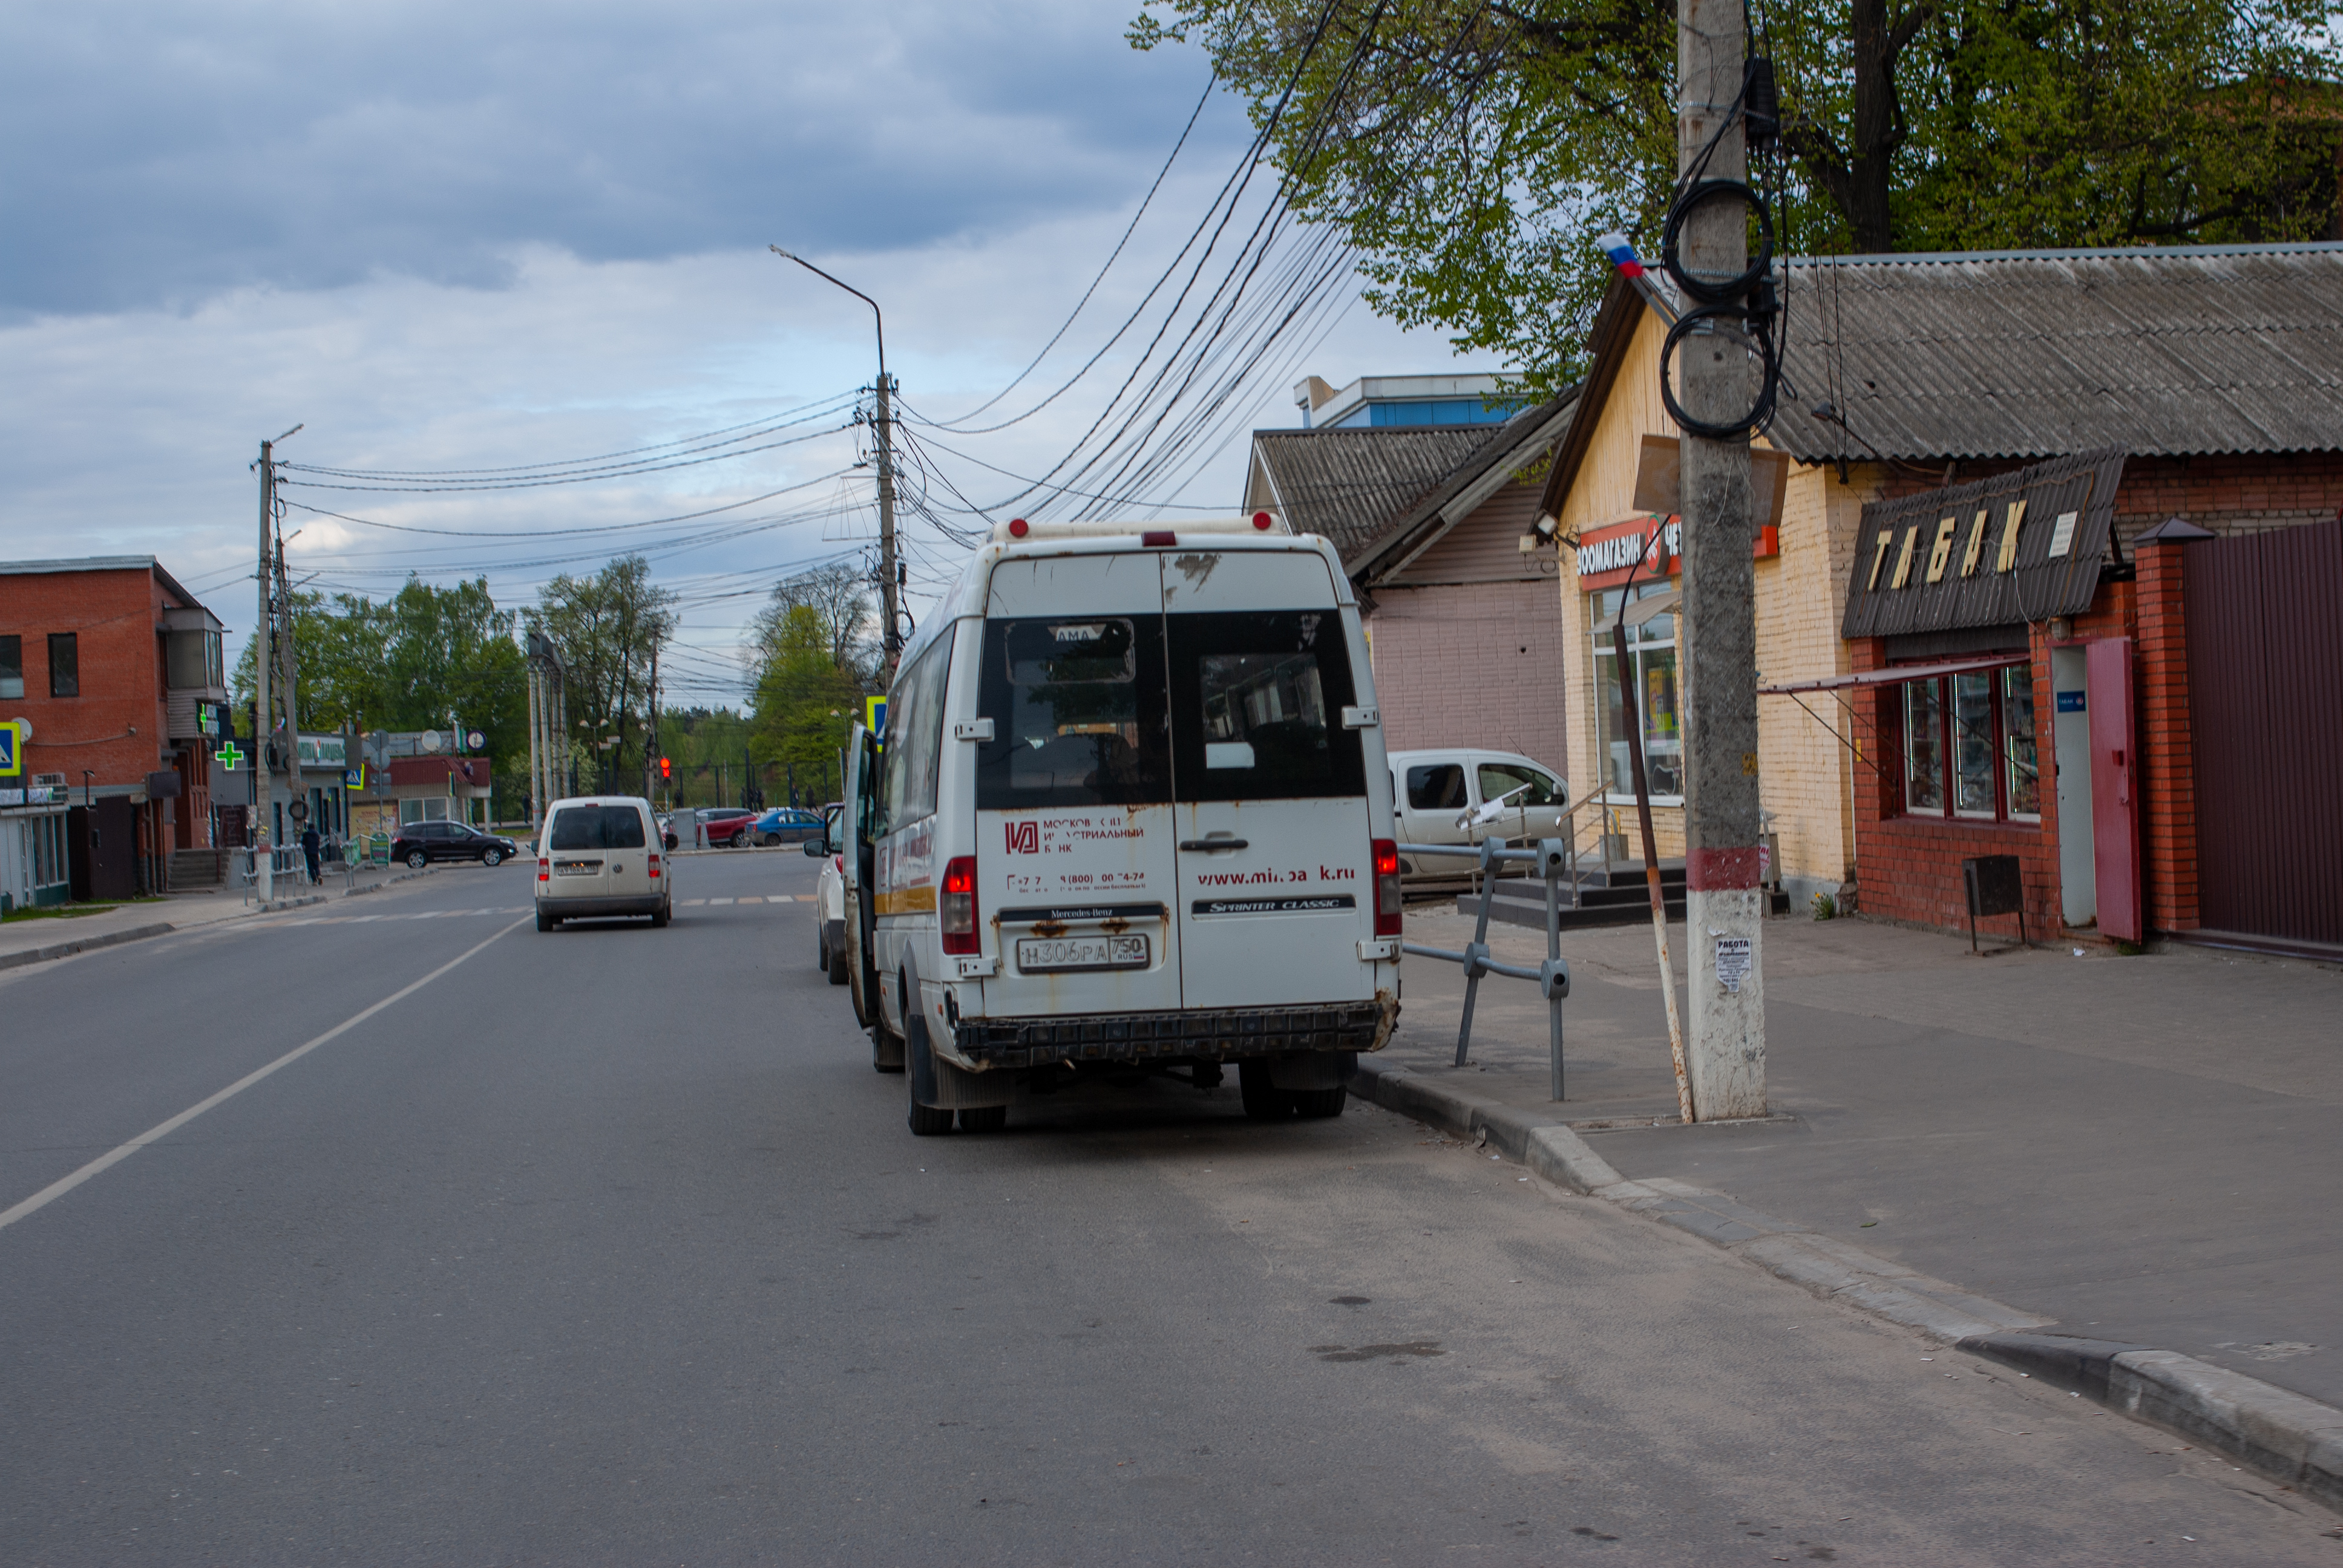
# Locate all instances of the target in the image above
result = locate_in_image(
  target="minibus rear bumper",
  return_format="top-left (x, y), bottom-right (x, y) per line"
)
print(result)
top-left (948, 995), bottom-right (1397, 1069)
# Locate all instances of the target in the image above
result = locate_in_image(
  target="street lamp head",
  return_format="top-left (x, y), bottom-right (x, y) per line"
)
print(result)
top-left (768, 245), bottom-right (797, 261)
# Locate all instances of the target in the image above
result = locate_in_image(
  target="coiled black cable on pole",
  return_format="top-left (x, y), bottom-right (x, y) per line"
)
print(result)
top-left (1659, 179), bottom-right (1772, 305)
top-left (1657, 163), bottom-right (1782, 438)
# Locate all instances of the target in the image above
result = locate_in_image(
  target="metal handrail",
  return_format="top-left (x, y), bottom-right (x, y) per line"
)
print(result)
top-left (1395, 837), bottom-right (1573, 1100)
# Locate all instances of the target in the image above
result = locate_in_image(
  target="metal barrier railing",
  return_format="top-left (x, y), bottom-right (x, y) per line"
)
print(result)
top-left (1398, 837), bottom-right (1573, 1100)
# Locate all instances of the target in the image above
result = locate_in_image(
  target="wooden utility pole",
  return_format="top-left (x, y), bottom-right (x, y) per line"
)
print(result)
top-left (250, 427), bottom-right (298, 900)
top-left (1676, 0), bottom-right (1768, 1117)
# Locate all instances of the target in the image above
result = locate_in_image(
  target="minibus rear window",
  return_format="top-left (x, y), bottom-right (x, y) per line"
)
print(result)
top-left (1168, 612), bottom-right (1365, 803)
top-left (547, 805), bottom-right (647, 851)
top-left (975, 618), bottom-right (1172, 809)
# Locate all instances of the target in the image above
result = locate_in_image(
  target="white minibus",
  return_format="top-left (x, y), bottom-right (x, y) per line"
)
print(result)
top-left (832, 516), bottom-right (1403, 1135)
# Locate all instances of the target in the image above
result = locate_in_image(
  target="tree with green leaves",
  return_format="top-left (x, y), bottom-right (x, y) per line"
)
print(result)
top-left (233, 577), bottom-right (526, 756)
top-left (531, 555), bottom-right (678, 792)
top-left (749, 561), bottom-right (877, 686)
top-left (749, 604), bottom-right (863, 806)
top-left (1132, 0), bottom-right (2341, 391)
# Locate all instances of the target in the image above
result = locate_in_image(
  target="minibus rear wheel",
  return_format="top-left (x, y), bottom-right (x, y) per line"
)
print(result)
top-left (1238, 1060), bottom-right (1294, 1122)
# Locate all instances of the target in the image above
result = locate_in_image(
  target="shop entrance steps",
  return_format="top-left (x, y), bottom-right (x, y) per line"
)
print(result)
top-left (168, 849), bottom-right (226, 892)
top-left (1453, 861), bottom-right (1790, 932)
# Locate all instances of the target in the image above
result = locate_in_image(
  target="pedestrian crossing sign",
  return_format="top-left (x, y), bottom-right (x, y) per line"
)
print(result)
top-left (0, 720), bottom-right (19, 776)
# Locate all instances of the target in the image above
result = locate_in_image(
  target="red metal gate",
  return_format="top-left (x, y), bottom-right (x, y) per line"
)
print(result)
top-left (2184, 519), bottom-right (2343, 950)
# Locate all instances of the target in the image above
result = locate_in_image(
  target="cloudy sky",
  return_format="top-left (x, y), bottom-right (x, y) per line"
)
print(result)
top-left (0, 1), bottom-right (1497, 704)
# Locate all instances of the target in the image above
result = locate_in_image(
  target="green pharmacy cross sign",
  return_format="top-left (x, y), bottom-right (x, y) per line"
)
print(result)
top-left (216, 739), bottom-right (247, 771)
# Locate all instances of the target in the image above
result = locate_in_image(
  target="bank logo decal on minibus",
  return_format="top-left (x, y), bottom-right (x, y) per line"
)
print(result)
top-left (1004, 821), bottom-right (1040, 854)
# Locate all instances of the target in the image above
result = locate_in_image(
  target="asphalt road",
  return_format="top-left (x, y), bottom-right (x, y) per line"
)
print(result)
top-left (1, 850), bottom-right (2336, 1564)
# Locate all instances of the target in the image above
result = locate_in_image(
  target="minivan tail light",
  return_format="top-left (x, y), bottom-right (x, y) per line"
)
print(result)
top-left (1373, 840), bottom-right (1402, 935)
top-left (646, 853), bottom-right (661, 878)
top-left (537, 855), bottom-right (550, 883)
top-left (940, 855), bottom-right (979, 954)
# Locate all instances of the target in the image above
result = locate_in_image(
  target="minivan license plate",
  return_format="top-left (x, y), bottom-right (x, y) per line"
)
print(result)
top-left (1016, 934), bottom-right (1149, 973)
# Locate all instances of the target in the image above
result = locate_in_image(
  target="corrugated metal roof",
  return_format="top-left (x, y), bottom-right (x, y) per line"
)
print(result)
top-left (1776, 243), bottom-right (2343, 462)
top-left (1250, 425), bottom-right (1496, 561)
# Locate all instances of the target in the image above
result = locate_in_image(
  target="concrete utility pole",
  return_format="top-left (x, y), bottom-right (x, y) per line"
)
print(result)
top-left (1675, 0), bottom-right (1768, 1117)
top-left (770, 246), bottom-right (902, 679)
top-left (276, 534), bottom-right (304, 861)
top-left (251, 427), bottom-right (298, 901)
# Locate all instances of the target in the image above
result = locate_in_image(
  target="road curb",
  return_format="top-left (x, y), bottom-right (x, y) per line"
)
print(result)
top-left (0, 921), bottom-right (180, 972)
top-left (1349, 1054), bottom-right (2343, 1510)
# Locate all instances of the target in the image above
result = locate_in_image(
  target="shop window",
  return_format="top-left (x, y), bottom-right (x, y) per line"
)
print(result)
top-left (0, 635), bottom-right (21, 699)
top-left (1899, 663), bottom-right (2039, 823)
top-left (48, 632), bottom-right (78, 697)
top-left (1589, 586), bottom-right (1681, 802)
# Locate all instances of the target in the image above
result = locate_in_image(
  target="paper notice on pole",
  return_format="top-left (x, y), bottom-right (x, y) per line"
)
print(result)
top-left (1714, 935), bottom-right (1752, 993)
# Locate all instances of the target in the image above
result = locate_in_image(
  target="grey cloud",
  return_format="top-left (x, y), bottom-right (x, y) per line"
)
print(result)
top-left (0, 0), bottom-right (1234, 317)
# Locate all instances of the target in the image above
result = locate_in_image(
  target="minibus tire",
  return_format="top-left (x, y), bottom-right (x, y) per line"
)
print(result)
top-left (1291, 1085), bottom-right (1348, 1119)
top-left (828, 939), bottom-right (850, 986)
top-left (958, 1106), bottom-right (1008, 1134)
top-left (1238, 1060), bottom-right (1294, 1121)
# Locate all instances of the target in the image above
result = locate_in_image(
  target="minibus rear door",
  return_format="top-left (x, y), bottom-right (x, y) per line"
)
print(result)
top-left (1167, 551), bottom-right (1377, 1010)
top-left (974, 554), bottom-right (1182, 1014)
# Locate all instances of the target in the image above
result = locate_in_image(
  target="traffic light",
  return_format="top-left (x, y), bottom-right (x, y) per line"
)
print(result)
top-left (659, 756), bottom-right (671, 781)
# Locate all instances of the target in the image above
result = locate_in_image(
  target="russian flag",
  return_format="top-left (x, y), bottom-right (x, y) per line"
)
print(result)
top-left (1597, 231), bottom-right (1644, 278)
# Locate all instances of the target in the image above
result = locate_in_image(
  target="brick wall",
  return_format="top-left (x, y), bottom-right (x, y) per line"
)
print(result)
top-left (2134, 541), bottom-right (2198, 932)
top-left (0, 567), bottom-right (172, 796)
top-left (1848, 629), bottom-right (2062, 935)
top-left (1366, 579), bottom-right (1572, 771)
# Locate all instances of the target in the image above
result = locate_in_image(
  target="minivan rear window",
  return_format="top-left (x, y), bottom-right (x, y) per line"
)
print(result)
top-left (1168, 612), bottom-right (1363, 802)
top-left (975, 618), bottom-right (1171, 810)
top-left (547, 805), bottom-right (646, 850)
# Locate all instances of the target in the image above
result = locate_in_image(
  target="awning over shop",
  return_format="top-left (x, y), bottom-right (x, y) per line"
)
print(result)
top-left (1758, 652), bottom-right (2026, 696)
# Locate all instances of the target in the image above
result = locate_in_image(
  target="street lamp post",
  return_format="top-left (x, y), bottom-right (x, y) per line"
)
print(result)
top-left (769, 246), bottom-right (902, 679)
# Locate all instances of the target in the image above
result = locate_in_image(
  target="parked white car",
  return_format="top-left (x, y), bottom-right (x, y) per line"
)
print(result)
top-left (1386, 748), bottom-right (1569, 878)
top-left (808, 804), bottom-right (848, 985)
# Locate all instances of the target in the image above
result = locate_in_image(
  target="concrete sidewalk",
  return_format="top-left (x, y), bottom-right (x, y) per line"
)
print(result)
top-left (1380, 903), bottom-right (2343, 1413)
top-left (0, 863), bottom-right (425, 970)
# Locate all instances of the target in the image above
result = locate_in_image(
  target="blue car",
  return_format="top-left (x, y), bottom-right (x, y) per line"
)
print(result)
top-left (750, 806), bottom-right (825, 846)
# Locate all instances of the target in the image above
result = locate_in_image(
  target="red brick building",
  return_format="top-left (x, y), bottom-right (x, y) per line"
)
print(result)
top-left (1757, 245), bottom-right (2343, 958)
top-left (0, 556), bottom-right (231, 893)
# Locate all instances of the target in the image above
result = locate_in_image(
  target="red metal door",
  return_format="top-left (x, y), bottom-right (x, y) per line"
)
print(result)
top-left (2086, 638), bottom-right (2141, 942)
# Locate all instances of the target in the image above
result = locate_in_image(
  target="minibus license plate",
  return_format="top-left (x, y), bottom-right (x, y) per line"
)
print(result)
top-left (1017, 934), bottom-right (1149, 973)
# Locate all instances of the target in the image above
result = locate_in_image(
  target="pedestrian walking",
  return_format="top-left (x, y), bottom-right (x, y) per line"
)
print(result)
top-left (301, 823), bottom-right (322, 886)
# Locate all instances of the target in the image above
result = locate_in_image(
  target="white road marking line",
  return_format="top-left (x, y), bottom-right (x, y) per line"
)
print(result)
top-left (708, 897), bottom-right (735, 905)
top-left (0, 915), bottom-right (531, 1235)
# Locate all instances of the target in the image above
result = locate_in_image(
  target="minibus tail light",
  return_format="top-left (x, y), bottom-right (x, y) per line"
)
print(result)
top-left (941, 856), bottom-right (980, 954)
top-left (1373, 840), bottom-right (1402, 935)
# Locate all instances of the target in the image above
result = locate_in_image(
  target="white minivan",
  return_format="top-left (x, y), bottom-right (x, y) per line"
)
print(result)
top-left (1387, 748), bottom-right (1570, 880)
top-left (835, 517), bottom-right (1403, 1136)
top-left (534, 795), bottom-right (672, 930)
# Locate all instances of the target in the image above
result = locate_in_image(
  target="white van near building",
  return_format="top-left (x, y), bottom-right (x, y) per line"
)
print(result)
top-left (836, 517), bottom-right (1403, 1135)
